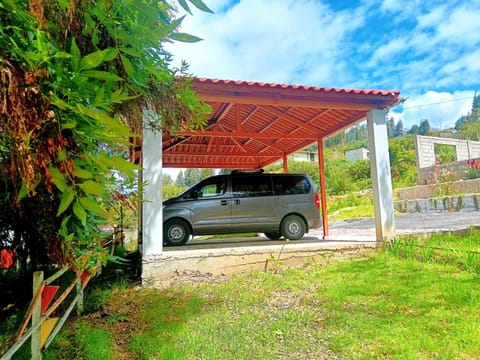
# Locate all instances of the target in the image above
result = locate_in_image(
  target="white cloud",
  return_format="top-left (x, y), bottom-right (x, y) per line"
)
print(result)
top-left (436, 5), bottom-right (480, 44)
top-left (168, 0), bottom-right (364, 85)
top-left (391, 90), bottom-right (474, 130)
top-left (367, 37), bottom-right (408, 67)
top-left (416, 5), bottom-right (448, 29)
top-left (166, 0), bottom-right (480, 128)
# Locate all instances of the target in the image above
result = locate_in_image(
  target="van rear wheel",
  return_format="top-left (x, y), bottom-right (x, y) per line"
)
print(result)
top-left (264, 232), bottom-right (281, 240)
top-left (164, 219), bottom-right (191, 246)
top-left (280, 215), bottom-right (306, 240)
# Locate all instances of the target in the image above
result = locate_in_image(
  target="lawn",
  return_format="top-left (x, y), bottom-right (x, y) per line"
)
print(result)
top-left (2, 229), bottom-right (480, 359)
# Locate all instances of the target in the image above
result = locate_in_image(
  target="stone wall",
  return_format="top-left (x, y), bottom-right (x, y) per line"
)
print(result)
top-left (395, 194), bottom-right (480, 213)
top-left (142, 243), bottom-right (377, 288)
top-left (395, 178), bottom-right (480, 213)
top-left (415, 135), bottom-right (480, 184)
top-left (396, 178), bottom-right (480, 200)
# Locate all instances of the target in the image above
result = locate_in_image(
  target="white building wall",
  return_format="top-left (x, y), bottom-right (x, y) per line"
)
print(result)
top-left (345, 148), bottom-right (369, 162)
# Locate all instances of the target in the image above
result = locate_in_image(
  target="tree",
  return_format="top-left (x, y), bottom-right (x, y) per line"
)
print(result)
top-left (407, 124), bottom-right (419, 134)
top-left (389, 135), bottom-right (417, 188)
top-left (163, 174), bottom-right (173, 186)
top-left (324, 131), bottom-right (345, 148)
top-left (177, 168), bottom-right (215, 188)
top-left (458, 92), bottom-right (480, 140)
top-left (345, 123), bottom-right (367, 142)
top-left (0, 0), bottom-right (212, 268)
top-left (387, 117), bottom-right (395, 138)
top-left (418, 119), bottom-right (431, 136)
top-left (455, 114), bottom-right (469, 130)
top-left (393, 119), bottom-right (404, 137)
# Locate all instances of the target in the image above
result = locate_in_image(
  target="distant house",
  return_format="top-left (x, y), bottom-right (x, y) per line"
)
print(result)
top-left (345, 148), bottom-right (370, 162)
top-left (289, 149), bottom-right (317, 162)
top-left (438, 129), bottom-right (458, 138)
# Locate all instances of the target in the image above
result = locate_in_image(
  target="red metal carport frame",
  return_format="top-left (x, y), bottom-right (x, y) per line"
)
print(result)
top-left (160, 78), bottom-right (400, 238)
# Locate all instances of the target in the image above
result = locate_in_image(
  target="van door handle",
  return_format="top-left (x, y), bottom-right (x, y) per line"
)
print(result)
top-left (220, 200), bottom-right (228, 206)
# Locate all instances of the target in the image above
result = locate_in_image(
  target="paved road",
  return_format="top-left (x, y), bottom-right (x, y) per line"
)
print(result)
top-left (329, 211), bottom-right (480, 234)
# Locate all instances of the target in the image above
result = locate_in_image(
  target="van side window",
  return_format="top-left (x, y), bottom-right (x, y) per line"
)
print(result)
top-left (232, 176), bottom-right (273, 198)
top-left (190, 177), bottom-right (226, 198)
top-left (273, 176), bottom-right (311, 195)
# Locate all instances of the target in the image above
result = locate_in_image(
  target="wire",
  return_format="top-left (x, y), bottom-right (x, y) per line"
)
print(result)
top-left (401, 95), bottom-right (475, 110)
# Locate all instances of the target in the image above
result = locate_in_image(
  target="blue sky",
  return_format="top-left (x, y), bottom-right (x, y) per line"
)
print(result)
top-left (166, 0), bottom-right (480, 130)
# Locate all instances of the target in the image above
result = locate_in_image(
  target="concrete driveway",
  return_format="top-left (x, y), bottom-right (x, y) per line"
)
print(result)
top-left (165, 211), bottom-right (480, 251)
top-left (149, 211), bottom-right (479, 287)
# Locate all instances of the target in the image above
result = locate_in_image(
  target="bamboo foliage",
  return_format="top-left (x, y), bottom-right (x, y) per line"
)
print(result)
top-left (0, 0), bottom-right (211, 266)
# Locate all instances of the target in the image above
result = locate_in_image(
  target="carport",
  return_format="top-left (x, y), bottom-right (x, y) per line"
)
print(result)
top-left (140, 78), bottom-right (400, 286)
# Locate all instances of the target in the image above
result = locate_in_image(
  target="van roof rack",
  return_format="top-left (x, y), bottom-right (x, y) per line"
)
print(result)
top-left (231, 169), bottom-right (264, 174)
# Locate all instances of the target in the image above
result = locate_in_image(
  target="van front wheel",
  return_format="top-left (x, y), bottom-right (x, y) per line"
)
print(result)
top-left (164, 219), bottom-right (191, 246)
top-left (280, 215), bottom-right (306, 240)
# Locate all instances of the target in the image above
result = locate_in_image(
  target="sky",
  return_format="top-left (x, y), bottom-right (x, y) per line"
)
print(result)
top-left (166, 0), bottom-right (480, 131)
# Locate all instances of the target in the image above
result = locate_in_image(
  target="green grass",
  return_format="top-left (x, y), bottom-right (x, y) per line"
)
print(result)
top-left (328, 193), bottom-right (375, 221)
top-left (4, 230), bottom-right (480, 359)
top-left (44, 324), bottom-right (114, 360)
top-left (391, 228), bottom-right (480, 273)
top-left (329, 203), bottom-right (374, 221)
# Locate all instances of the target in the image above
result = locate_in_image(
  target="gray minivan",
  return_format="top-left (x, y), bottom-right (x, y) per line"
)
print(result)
top-left (163, 170), bottom-right (322, 246)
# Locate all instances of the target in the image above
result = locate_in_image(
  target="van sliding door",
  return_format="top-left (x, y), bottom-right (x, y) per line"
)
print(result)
top-left (231, 175), bottom-right (275, 233)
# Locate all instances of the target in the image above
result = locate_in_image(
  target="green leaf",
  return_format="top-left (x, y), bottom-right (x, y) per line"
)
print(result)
top-left (59, 215), bottom-right (71, 238)
top-left (170, 32), bottom-right (202, 43)
top-left (189, 0), bottom-right (213, 13)
top-left (70, 38), bottom-right (81, 72)
top-left (49, 166), bottom-right (68, 192)
top-left (177, 0), bottom-right (191, 14)
top-left (80, 70), bottom-right (124, 81)
top-left (103, 154), bottom-right (141, 174)
top-left (17, 183), bottom-right (28, 202)
top-left (102, 48), bottom-right (119, 62)
top-left (61, 121), bottom-right (77, 130)
top-left (119, 47), bottom-right (141, 57)
top-left (110, 89), bottom-right (140, 104)
top-left (57, 187), bottom-right (75, 216)
top-left (57, 0), bottom-right (69, 8)
top-left (51, 96), bottom-right (71, 110)
top-left (56, 148), bottom-right (67, 162)
top-left (79, 180), bottom-right (107, 195)
top-left (75, 168), bottom-right (93, 179)
top-left (79, 197), bottom-right (105, 216)
top-left (79, 49), bottom-right (115, 71)
top-left (120, 54), bottom-right (135, 78)
top-left (73, 201), bottom-right (87, 226)
top-left (77, 104), bottom-right (118, 128)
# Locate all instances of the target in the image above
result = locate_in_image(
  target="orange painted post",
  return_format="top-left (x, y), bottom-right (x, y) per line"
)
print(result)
top-left (283, 153), bottom-right (288, 173)
top-left (317, 139), bottom-right (328, 238)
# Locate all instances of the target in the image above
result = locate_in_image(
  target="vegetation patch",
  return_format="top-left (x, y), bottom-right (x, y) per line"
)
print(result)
top-left (5, 229), bottom-right (471, 359)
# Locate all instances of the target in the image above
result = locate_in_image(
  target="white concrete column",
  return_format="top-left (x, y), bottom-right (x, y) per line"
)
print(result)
top-left (367, 109), bottom-right (395, 241)
top-left (141, 107), bottom-right (163, 255)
